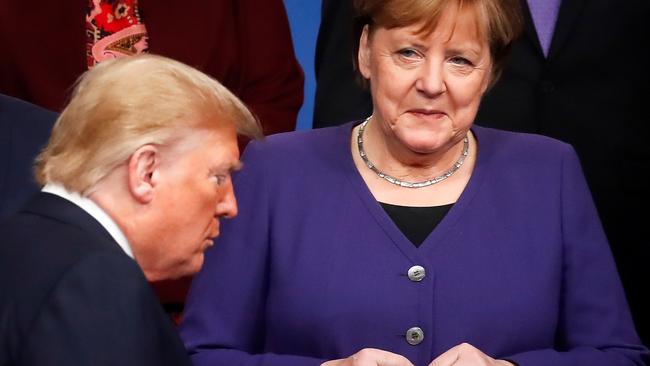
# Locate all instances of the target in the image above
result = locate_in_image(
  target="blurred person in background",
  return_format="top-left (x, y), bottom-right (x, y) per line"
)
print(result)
top-left (0, 94), bottom-right (56, 220)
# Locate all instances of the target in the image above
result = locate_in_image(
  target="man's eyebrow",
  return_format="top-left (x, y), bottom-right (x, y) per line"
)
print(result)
top-left (230, 160), bottom-right (244, 172)
top-left (210, 160), bottom-right (243, 175)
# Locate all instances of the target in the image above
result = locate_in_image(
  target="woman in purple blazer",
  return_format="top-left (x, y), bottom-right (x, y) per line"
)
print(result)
top-left (179, 0), bottom-right (648, 365)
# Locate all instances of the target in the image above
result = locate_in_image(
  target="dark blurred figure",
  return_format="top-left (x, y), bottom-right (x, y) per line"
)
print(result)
top-left (0, 94), bottom-right (56, 220)
top-left (312, 0), bottom-right (650, 345)
top-left (314, 0), bottom-right (372, 128)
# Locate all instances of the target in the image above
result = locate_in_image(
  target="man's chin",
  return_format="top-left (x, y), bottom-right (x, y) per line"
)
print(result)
top-left (154, 255), bottom-right (205, 281)
top-left (185, 254), bottom-right (206, 277)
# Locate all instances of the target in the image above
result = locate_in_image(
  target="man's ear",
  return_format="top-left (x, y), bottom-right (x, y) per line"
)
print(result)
top-left (127, 145), bottom-right (160, 204)
top-left (358, 25), bottom-right (372, 80)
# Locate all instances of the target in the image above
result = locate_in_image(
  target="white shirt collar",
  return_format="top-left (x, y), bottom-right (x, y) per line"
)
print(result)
top-left (41, 183), bottom-right (134, 259)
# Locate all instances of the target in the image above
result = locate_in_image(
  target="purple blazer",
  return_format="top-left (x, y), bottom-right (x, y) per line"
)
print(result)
top-left (179, 122), bottom-right (648, 366)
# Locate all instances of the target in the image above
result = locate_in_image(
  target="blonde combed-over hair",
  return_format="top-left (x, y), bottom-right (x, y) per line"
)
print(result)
top-left (35, 54), bottom-right (261, 195)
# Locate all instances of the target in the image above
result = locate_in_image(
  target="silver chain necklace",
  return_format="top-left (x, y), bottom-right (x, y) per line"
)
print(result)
top-left (357, 116), bottom-right (469, 189)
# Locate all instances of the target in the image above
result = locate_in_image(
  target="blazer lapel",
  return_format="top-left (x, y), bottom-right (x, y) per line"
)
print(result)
top-left (547, 0), bottom-right (587, 60)
top-left (520, 0), bottom-right (545, 57)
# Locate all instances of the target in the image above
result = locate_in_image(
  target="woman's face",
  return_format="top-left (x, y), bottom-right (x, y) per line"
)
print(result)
top-left (358, 7), bottom-right (492, 154)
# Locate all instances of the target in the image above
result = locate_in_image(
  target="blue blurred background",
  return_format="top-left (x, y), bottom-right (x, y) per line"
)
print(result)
top-left (283, 0), bottom-right (321, 130)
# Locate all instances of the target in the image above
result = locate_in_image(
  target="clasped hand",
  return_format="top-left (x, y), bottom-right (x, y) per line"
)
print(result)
top-left (321, 343), bottom-right (514, 366)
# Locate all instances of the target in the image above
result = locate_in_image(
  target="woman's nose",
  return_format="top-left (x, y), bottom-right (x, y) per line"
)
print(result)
top-left (415, 60), bottom-right (446, 97)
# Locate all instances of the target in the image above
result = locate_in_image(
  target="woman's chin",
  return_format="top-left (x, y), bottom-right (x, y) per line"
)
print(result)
top-left (395, 134), bottom-right (444, 155)
top-left (406, 144), bottom-right (440, 155)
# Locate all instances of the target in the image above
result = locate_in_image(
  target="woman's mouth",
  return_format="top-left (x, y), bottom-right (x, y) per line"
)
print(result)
top-left (408, 109), bottom-right (447, 118)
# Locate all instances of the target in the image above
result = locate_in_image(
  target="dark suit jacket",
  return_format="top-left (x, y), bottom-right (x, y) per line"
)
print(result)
top-left (312, 0), bottom-right (650, 344)
top-left (0, 0), bottom-right (303, 136)
top-left (0, 94), bottom-right (56, 220)
top-left (0, 193), bottom-right (191, 366)
top-left (475, 0), bottom-right (650, 344)
top-left (313, 0), bottom-right (372, 128)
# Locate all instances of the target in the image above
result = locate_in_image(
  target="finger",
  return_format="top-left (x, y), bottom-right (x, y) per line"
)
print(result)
top-left (428, 346), bottom-right (460, 366)
top-left (430, 343), bottom-right (499, 366)
top-left (355, 348), bottom-right (414, 366)
top-left (429, 342), bottom-right (485, 366)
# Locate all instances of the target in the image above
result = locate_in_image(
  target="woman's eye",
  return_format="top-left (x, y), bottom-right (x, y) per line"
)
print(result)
top-left (449, 56), bottom-right (473, 66)
top-left (398, 49), bottom-right (419, 58)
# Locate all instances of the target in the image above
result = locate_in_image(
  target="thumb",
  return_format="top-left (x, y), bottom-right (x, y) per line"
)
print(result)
top-left (361, 348), bottom-right (414, 366)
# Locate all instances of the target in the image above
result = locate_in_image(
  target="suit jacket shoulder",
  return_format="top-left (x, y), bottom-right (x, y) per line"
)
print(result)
top-left (0, 193), bottom-right (191, 366)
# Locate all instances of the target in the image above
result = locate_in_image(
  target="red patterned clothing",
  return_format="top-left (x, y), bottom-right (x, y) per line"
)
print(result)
top-left (86, 0), bottom-right (149, 68)
top-left (1, 1), bottom-right (302, 136)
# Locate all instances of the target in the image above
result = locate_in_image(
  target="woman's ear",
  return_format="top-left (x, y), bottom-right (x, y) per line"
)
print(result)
top-left (481, 68), bottom-right (493, 95)
top-left (127, 145), bottom-right (160, 204)
top-left (358, 25), bottom-right (372, 80)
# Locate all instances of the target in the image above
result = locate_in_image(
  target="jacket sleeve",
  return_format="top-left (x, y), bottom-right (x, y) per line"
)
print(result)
top-left (179, 142), bottom-right (326, 366)
top-left (235, 0), bottom-right (304, 136)
top-left (505, 146), bottom-right (649, 366)
top-left (19, 252), bottom-right (191, 366)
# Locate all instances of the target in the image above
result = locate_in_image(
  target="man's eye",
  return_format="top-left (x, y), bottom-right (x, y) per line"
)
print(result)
top-left (213, 175), bottom-right (226, 185)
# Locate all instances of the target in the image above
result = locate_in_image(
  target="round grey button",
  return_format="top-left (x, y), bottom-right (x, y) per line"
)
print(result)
top-left (407, 265), bottom-right (426, 282)
top-left (405, 327), bottom-right (424, 345)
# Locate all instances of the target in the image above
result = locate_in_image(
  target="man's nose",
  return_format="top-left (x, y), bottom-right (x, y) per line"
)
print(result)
top-left (216, 183), bottom-right (238, 219)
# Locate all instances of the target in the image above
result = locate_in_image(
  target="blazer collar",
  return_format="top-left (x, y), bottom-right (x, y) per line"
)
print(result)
top-left (547, 0), bottom-right (587, 60)
top-left (521, 0), bottom-right (544, 57)
top-left (20, 192), bottom-right (122, 253)
top-left (521, 0), bottom-right (587, 61)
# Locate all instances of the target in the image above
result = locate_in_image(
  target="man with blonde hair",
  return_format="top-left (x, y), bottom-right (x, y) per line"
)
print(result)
top-left (0, 54), bottom-right (261, 366)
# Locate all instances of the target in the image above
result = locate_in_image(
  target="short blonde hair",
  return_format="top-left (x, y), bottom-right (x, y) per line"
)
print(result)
top-left (36, 54), bottom-right (261, 194)
top-left (353, 0), bottom-right (523, 86)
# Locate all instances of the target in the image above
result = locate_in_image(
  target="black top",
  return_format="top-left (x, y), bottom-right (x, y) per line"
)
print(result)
top-left (380, 202), bottom-right (453, 247)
